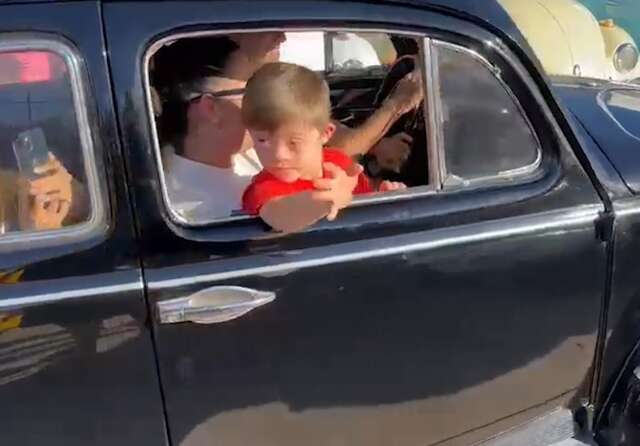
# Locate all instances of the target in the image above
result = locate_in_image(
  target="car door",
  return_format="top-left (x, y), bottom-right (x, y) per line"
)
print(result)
top-left (0, 2), bottom-right (166, 445)
top-left (104, 1), bottom-right (608, 445)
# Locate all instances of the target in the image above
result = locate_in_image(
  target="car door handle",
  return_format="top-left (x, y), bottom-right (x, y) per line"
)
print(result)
top-left (157, 286), bottom-right (276, 325)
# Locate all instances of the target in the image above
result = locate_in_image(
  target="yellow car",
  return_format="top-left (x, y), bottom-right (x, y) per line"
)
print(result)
top-left (499, 0), bottom-right (640, 82)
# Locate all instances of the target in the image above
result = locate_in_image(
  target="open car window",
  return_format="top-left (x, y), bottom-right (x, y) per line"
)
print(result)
top-left (146, 29), bottom-right (546, 228)
top-left (279, 31), bottom-right (395, 77)
top-left (433, 41), bottom-right (541, 185)
top-left (147, 30), bottom-right (430, 226)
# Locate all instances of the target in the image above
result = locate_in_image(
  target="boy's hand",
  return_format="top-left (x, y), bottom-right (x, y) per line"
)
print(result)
top-left (312, 162), bottom-right (361, 221)
top-left (379, 180), bottom-right (407, 192)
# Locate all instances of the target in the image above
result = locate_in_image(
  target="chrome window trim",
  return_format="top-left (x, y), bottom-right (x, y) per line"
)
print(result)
top-left (143, 26), bottom-right (434, 228)
top-left (0, 35), bottom-right (108, 251)
top-left (424, 37), bottom-right (445, 189)
top-left (0, 270), bottom-right (143, 311)
top-left (150, 204), bottom-right (602, 289)
top-left (432, 40), bottom-right (543, 188)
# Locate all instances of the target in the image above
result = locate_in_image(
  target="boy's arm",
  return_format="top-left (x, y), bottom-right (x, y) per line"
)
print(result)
top-left (258, 163), bottom-right (361, 233)
top-left (259, 191), bottom-right (331, 233)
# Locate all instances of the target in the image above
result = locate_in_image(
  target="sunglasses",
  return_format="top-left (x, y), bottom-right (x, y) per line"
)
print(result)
top-left (188, 88), bottom-right (246, 102)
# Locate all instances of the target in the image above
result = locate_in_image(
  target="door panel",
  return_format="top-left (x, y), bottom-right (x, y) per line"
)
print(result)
top-left (104, 1), bottom-right (606, 444)
top-left (147, 208), bottom-right (603, 446)
top-left (0, 3), bottom-right (166, 445)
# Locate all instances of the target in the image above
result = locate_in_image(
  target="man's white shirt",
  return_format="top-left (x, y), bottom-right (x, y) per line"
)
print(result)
top-left (163, 146), bottom-right (262, 223)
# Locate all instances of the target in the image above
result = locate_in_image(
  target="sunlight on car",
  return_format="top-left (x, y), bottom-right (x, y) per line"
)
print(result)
top-left (499, 0), bottom-right (640, 84)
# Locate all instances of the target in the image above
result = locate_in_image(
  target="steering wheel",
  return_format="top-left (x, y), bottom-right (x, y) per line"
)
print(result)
top-left (364, 54), bottom-right (428, 187)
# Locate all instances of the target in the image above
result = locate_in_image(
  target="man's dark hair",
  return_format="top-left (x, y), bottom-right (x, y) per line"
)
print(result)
top-left (152, 35), bottom-right (239, 151)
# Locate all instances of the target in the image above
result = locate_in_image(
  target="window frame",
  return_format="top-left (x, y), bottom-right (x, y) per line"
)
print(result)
top-left (430, 39), bottom-right (543, 189)
top-left (144, 26), bottom-right (549, 229)
top-left (0, 34), bottom-right (108, 251)
top-left (323, 31), bottom-right (391, 79)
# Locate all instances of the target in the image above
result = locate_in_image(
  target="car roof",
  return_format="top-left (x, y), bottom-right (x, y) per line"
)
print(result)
top-left (0, 0), bottom-right (532, 55)
top-left (104, 0), bottom-right (539, 71)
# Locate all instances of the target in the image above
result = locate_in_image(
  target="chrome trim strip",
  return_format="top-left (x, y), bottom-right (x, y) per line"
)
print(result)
top-left (612, 196), bottom-right (640, 217)
top-left (0, 35), bottom-right (108, 250)
top-left (0, 273), bottom-right (142, 311)
top-left (150, 204), bottom-right (602, 289)
top-left (596, 88), bottom-right (640, 144)
top-left (424, 37), bottom-right (444, 189)
top-left (478, 407), bottom-right (576, 446)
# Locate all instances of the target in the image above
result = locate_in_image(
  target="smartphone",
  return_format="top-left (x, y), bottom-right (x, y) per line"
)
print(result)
top-left (12, 127), bottom-right (50, 179)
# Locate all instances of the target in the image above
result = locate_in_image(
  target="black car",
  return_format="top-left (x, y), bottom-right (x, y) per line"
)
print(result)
top-left (1, 1), bottom-right (640, 445)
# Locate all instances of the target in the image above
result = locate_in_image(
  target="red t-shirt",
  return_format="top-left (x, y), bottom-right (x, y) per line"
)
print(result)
top-left (242, 148), bottom-right (373, 215)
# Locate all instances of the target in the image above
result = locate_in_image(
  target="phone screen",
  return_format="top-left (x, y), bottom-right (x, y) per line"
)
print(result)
top-left (12, 127), bottom-right (50, 178)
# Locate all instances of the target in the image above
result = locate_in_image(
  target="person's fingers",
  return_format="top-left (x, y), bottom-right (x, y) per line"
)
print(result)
top-left (401, 146), bottom-right (411, 162)
top-left (312, 178), bottom-right (337, 191)
top-left (41, 199), bottom-right (60, 214)
top-left (30, 181), bottom-right (60, 195)
top-left (30, 168), bottom-right (71, 187)
top-left (395, 132), bottom-right (413, 145)
top-left (344, 163), bottom-right (364, 177)
top-left (33, 154), bottom-right (61, 175)
top-left (310, 189), bottom-right (336, 202)
top-left (57, 200), bottom-right (71, 217)
top-left (29, 173), bottom-right (71, 196)
top-left (39, 191), bottom-right (65, 201)
top-left (326, 204), bottom-right (339, 221)
top-left (33, 193), bottom-right (48, 207)
top-left (322, 162), bottom-right (342, 179)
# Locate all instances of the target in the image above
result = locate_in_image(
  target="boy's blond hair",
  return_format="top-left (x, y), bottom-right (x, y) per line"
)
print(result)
top-left (242, 62), bottom-right (330, 131)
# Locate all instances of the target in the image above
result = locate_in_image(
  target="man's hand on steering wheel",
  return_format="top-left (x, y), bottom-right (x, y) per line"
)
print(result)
top-left (371, 132), bottom-right (412, 173)
top-left (384, 63), bottom-right (424, 116)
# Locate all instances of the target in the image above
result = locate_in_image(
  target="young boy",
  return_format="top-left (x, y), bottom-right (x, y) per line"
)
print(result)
top-left (241, 62), bottom-right (405, 231)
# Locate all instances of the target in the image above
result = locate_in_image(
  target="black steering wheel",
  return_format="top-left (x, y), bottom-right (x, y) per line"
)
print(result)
top-left (364, 51), bottom-right (428, 187)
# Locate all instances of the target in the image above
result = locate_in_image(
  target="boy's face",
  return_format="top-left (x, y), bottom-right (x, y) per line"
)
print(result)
top-left (250, 120), bottom-right (335, 183)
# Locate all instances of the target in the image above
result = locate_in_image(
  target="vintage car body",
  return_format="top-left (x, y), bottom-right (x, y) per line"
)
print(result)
top-left (1, 1), bottom-right (640, 446)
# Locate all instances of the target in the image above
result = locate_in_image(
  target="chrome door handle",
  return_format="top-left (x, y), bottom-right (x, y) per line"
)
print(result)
top-left (157, 286), bottom-right (276, 325)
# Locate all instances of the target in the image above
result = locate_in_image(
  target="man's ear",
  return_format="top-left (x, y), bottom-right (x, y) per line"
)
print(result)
top-left (187, 96), bottom-right (219, 126)
top-left (320, 121), bottom-right (336, 144)
top-left (193, 95), bottom-right (221, 126)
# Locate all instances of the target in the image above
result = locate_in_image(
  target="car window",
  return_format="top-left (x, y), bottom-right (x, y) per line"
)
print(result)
top-left (148, 30), bottom-right (429, 226)
top-left (0, 43), bottom-right (98, 238)
top-left (279, 31), bottom-right (326, 71)
top-left (327, 32), bottom-right (393, 78)
top-left (434, 41), bottom-right (541, 184)
top-left (279, 31), bottom-right (394, 77)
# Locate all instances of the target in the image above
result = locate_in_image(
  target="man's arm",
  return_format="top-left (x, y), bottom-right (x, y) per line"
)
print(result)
top-left (329, 67), bottom-right (423, 157)
top-left (330, 99), bottom-right (403, 157)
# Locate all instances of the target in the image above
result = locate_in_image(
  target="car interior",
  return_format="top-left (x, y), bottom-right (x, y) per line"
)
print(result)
top-left (148, 30), bottom-right (431, 198)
